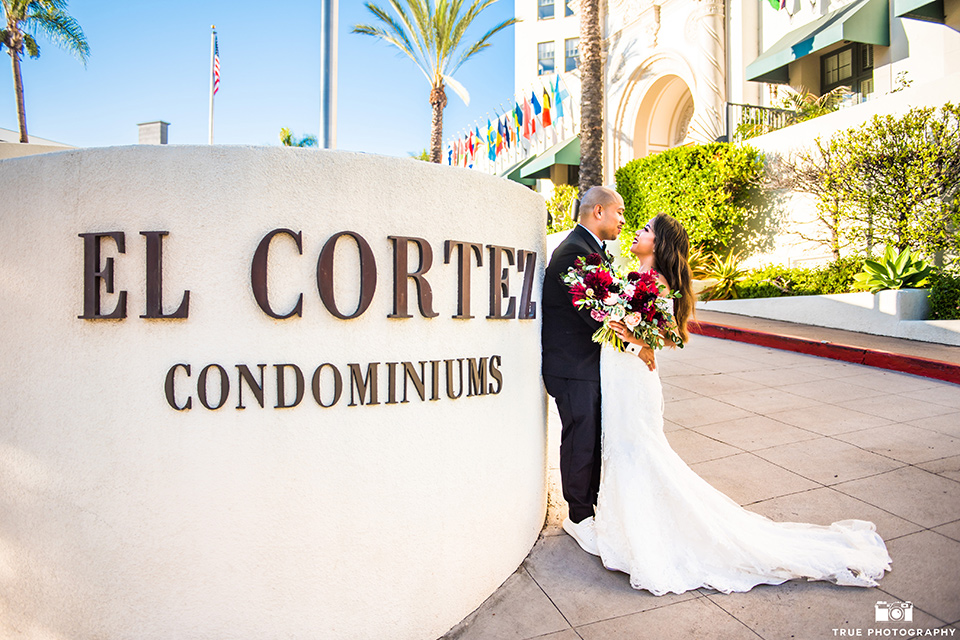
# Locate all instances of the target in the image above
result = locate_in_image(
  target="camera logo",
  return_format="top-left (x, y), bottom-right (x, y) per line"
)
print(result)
top-left (875, 601), bottom-right (914, 622)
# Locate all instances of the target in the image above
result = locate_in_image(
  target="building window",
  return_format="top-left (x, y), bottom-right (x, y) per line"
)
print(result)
top-left (539, 0), bottom-right (555, 20)
top-left (821, 43), bottom-right (873, 99)
top-left (538, 41), bottom-right (556, 75)
top-left (565, 38), bottom-right (580, 72)
top-left (565, 0), bottom-right (575, 17)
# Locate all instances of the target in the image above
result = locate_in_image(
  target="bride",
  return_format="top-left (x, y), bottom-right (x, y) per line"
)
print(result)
top-left (591, 213), bottom-right (892, 596)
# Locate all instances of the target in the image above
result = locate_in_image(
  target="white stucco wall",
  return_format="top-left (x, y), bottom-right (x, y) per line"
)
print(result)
top-left (515, 0), bottom-right (581, 96)
top-left (0, 146), bottom-right (548, 640)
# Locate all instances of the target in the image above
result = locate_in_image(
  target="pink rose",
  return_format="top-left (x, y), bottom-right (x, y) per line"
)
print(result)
top-left (590, 309), bottom-right (607, 322)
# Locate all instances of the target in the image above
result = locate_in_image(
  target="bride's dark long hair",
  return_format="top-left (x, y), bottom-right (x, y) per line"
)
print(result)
top-left (651, 213), bottom-right (694, 344)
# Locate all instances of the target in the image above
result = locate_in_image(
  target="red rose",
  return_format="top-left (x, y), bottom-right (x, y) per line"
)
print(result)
top-left (627, 271), bottom-right (641, 282)
top-left (585, 253), bottom-right (603, 266)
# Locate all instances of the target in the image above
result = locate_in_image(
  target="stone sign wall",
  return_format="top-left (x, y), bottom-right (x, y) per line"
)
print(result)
top-left (0, 146), bottom-right (548, 640)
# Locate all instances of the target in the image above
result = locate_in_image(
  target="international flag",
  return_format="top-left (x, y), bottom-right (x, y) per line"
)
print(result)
top-left (555, 76), bottom-right (569, 119)
top-left (213, 35), bottom-right (221, 95)
top-left (487, 120), bottom-right (496, 161)
top-left (542, 88), bottom-right (552, 127)
top-left (531, 91), bottom-right (542, 135)
top-left (496, 118), bottom-right (504, 154)
top-left (522, 97), bottom-right (533, 139)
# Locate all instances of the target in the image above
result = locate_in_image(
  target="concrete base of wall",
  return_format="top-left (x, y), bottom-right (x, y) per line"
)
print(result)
top-left (699, 289), bottom-right (960, 346)
top-left (0, 142), bottom-right (72, 160)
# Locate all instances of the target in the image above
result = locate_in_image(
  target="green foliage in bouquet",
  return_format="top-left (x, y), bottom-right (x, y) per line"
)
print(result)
top-left (615, 143), bottom-right (764, 255)
top-left (853, 246), bottom-right (933, 293)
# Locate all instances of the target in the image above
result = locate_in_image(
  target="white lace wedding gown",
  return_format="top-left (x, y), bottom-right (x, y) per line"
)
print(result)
top-left (595, 345), bottom-right (892, 595)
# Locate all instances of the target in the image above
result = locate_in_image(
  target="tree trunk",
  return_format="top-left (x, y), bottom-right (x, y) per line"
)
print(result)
top-left (578, 0), bottom-right (603, 195)
top-left (429, 83), bottom-right (447, 164)
top-left (9, 47), bottom-right (28, 143)
top-left (829, 212), bottom-right (840, 261)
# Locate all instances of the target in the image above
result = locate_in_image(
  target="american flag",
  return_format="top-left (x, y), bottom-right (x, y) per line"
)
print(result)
top-left (213, 36), bottom-right (220, 95)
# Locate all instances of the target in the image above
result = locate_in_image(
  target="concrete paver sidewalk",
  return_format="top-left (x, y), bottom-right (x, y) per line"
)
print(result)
top-left (442, 336), bottom-right (960, 640)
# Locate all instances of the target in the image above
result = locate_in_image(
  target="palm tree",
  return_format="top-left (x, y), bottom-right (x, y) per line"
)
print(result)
top-left (577, 0), bottom-right (602, 194)
top-left (1, 0), bottom-right (89, 143)
top-left (353, 0), bottom-right (517, 163)
top-left (280, 127), bottom-right (318, 147)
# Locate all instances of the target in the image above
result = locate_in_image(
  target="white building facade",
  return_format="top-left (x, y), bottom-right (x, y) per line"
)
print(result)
top-left (514, 0), bottom-right (960, 186)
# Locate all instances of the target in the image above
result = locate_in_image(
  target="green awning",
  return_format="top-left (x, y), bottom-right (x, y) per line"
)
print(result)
top-left (746, 0), bottom-right (890, 83)
top-left (894, 0), bottom-right (944, 22)
top-left (501, 155), bottom-right (538, 186)
top-left (520, 136), bottom-right (580, 179)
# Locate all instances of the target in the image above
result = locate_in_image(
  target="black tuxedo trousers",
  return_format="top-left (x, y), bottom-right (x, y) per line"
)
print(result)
top-left (541, 226), bottom-right (609, 523)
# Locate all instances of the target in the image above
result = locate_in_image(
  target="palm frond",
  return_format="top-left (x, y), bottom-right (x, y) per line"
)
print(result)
top-left (28, 6), bottom-right (88, 63)
top-left (400, 0), bottom-right (434, 68)
top-left (442, 72), bottom-right (469, 105)
top-left (450, 15), bottom-right (516, 74)
top-left (22, 31), bottom-right (38, 57)
top-left (352, 24), bottom-right (432, 84)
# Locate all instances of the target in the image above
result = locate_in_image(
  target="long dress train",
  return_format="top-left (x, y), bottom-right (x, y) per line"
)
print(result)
top-left (594, 344), bottom-right (892, 596)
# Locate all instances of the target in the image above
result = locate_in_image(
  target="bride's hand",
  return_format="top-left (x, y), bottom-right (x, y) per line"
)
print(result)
top-left (609, 321), bottom-right (656, 371)
top-left (609, 321), bottom-right (636, 344)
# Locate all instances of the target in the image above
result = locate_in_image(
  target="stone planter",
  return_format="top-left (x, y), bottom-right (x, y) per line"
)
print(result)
top-left (699, 288), bottom-right (960, 346)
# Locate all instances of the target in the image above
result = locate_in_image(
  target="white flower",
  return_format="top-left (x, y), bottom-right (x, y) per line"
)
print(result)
top-left (603, 293), bottom-right (621, 306)
top-left (623, 284), bottom-right (636, 298)
top-left (609, 304), bottom-right (626, 321)
top-left (623, 312), bottom-right (641, 329)
top-left (585, 288), bottom-right (595, 298)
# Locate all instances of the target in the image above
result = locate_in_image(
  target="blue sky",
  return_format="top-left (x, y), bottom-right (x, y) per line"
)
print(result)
top-left (0, 0), bottom-right (516, 157)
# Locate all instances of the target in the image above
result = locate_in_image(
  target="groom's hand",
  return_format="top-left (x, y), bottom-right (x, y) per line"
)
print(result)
top-left (610, 321), bottom-right (656, 371)
top-left (637, 345), bottom-right (656, 371)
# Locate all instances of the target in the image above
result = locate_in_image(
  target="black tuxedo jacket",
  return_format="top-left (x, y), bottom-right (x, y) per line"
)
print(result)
top-left (541, 225), bottom-right (611, 382)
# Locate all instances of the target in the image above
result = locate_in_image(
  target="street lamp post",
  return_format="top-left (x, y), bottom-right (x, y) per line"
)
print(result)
top-left (320, 0), bottom-right (338, 149)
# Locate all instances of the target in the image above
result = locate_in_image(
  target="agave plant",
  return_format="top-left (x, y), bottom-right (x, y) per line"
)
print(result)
top-left (687, 244), bottom-right (710, 279)
top-left (700, 251), bottom-right (749, 301)
top-left (777, 85), bottom-right (852, 124)
top-left (853, 246), bottom-right (933, 293)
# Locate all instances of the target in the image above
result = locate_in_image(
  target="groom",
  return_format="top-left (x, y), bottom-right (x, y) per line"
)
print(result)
top-left (542, 186), bottom-right (654, 556)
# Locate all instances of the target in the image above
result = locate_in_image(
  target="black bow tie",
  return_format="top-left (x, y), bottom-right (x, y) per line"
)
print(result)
top-left (600, 241), bottom-right (612, 263)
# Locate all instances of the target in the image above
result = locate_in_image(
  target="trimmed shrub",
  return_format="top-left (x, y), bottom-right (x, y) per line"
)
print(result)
top-left (930, 269), bottom-right (960, 320)
top-left (734, 257), bottom-right (866, 299)
top-left (615, 143), bottom-right (764, 255)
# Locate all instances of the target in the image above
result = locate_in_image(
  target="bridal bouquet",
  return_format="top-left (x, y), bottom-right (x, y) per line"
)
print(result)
top-left (562, 253), bottom-right (683, 351)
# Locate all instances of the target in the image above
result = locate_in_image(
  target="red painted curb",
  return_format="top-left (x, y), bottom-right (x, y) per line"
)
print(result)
top-left (689, 321), bottom-right (960, 385)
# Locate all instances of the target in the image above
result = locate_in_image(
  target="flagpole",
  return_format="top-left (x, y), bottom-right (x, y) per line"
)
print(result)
top-left (208, 26), bottom-right (216, 145)
top-left (319, 0), bottom-right (338, 149)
